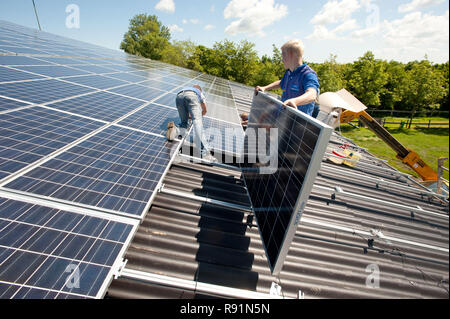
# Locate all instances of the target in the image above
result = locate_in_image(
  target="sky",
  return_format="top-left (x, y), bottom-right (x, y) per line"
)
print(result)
top-left (0, 0), bottom-right (448, 64)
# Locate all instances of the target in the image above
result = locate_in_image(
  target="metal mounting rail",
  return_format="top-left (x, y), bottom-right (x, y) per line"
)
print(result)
top-left (159, 186), bottom-right (253, 212)
top-left (120, 267), bottom-right (289, 299)
top-left (332, 186), bottom-right (448, 219)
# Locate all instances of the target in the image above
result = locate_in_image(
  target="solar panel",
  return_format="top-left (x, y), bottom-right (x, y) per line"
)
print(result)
top-left (4, 126), bottom-right (178, 219)
top-left (0, 66), bottom-right (46, 83)
top-left (0, 79), bottom-right (95, 104)
top-left (0, 56), bottom-right (51, 66)
top-left (107, 84), bottom-right (165, 102)
top-left (60, 75), bottom-right (128, 90)
top-left (117, 103), bottom-right (180, 136)
top-left (13, 65), bottom-right (91, 78)
top-left (0, 97), bottom-right (29, 113)
top-left (0, 107), bottom-right (104, 180)
top-left (0, 196), bottom-right (136, 299)
top-left (241, 92), bottom-right (332, 275)
top-left (46, 91), bottom-right (146, 123)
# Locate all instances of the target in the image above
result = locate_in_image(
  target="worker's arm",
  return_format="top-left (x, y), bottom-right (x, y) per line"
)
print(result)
top-left (201, 102), bottom-right (207, 116)
top-left (283, 88), bottom-right (317, 109)
top-left (255, 80), bottom-right (281, 93)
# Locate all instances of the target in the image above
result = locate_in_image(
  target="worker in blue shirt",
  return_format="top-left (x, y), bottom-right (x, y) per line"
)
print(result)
top-left (255, 39), bottom-right (320, 117)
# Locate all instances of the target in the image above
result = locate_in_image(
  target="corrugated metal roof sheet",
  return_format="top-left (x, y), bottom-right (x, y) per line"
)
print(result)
top-left (107, 83), bottom-right (449, 299)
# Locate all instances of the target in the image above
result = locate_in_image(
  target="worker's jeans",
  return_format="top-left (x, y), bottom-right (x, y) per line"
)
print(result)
top-left (176, 91), bottom-right (210, 157)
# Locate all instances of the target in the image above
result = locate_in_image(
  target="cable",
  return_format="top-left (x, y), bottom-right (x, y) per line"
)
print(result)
top-left (32, 0), bottom-right (42, 31)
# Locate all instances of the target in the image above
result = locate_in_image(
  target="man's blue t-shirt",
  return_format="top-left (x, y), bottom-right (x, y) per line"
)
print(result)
top-left (280, 63), bottom-right (319, 116)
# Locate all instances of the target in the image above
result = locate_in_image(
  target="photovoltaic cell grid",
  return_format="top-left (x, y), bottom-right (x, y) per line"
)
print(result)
top-left (0, 197), bottom-right (134, 299)
top-left (241, 92), bottom-right (332, 275)
top-left (46, 91), bottom-right (147, 123)
top-left (0, 79), bottom-right (95, 105)
top-left (0, 107), bottom-right (104, 180)
top-left (0, 96), bottom-right (29, 113)
top-left (117, 103), bottom-right (180, 136)
top-left (0, 66), bottom-right (46, 83)
top-left (5, 126), bottom-right (177, 218)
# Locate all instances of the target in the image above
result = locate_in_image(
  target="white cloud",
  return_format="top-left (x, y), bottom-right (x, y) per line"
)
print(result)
top-left (204, 24), bottom-right (216, 31)
top-left (398, 0), bottom-right (444, 13)
top-left (307, 19), bottom-right (359, 40)
top-left (190, 19), bottom-right (199, 24)
top-left (182, 19), bottom-right (188, 24)
top-left (155, 0), bottom-right (175, 13)
top-left (310, 0), bottom-right (361, 25)
top-left (168, 24), bottom-right (183, 33)
top-left (383, 10), bottom-right (449, 47)
top-left (223, 0), bottom-right (288, 37)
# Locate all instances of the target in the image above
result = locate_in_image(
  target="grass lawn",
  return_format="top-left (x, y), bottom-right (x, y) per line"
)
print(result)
top-left (339, 123), bottom-right (449, 181)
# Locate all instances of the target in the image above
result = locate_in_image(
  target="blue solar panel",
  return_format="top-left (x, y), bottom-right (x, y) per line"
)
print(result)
top-left (0, 66), bottom-right (46, 83)
top-left (5, 126), bottom-right (177, 218)
top-left (153, 92), bottom-right (177, 108)
top-left (0, 107), bottom-right (104, 180)
top-left (14, 65), bottom-right (91, 78)
top-left (47, 91), bottom-right (146, 123)
top-left (107, 84), bottom-right (165, 102)
top-left (0, 79), bottom-right (95, 104)
top-left (117, 103), bottom-right (179, 135)
top-left (0, 197), bottom-right (134, 299)
top-left (0, 97), bottom-right (29, 113)
top-left (0, 56), bottom-right (51, 66)
top-left (60, 75), bottom-right (128, 90)
top-left (104, 72), bottom-right (147, 83)
top-left (138, 79), bottom-right (179, 91)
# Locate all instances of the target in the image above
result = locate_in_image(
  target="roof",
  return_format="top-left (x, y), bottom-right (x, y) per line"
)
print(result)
top-left (108, 82), bottom-right (448, 299)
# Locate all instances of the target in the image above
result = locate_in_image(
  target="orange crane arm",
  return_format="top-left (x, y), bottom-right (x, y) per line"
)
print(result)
top-left (340, 110), bottom-right (438, 182)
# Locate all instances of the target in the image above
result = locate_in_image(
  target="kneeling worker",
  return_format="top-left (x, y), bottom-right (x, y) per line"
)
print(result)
top-left (167, 84), bottom-right (217, 163)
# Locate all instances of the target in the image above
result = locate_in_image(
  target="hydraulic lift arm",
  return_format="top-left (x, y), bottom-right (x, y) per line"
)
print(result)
top-left (340, 109), bottom-right (438, 182)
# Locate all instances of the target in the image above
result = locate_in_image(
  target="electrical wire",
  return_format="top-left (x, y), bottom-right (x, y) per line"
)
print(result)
top-left (32, 0), bottom-right (42, 31)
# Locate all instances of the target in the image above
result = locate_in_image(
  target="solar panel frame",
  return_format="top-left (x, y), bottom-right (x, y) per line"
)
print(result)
top-left (0, 196), bottom-right (138, 299)
top-left (241, 92), bottom-right (332, 275)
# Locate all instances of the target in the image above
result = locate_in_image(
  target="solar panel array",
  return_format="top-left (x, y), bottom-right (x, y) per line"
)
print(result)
top-left (0, 20), bottom-right (251, 298)
top-left (241, 92), bottom-right (332, 275)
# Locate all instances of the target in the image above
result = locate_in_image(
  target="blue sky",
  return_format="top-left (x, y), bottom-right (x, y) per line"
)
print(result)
top-left (0, 0), bottom-right (448, 63)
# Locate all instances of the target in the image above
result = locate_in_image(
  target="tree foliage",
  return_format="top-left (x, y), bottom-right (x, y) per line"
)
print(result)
top-left (121, 14), bottom-right (449, 114)
top-left (120, 14), bottom-right (171, 60)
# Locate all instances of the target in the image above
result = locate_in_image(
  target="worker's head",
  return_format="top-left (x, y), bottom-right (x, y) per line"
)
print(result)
top-left (193, 84), bottom-right (202, 92)
top-left (240, 112), bottom-right (248, 121)
top-left (281, 39), bottom-right (305, 70)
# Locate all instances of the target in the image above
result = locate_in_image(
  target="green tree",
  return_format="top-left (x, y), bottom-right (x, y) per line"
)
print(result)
top-left (380, 61), bottom-right (408, 111)
top-left (120, 14), bottom-right (171, 60)
top-left (315, 54), bottom-right (345, 93)
top-left (346, 51), bottom-right (389, 107)
top-left (403, 60), bottom-right (446, 116)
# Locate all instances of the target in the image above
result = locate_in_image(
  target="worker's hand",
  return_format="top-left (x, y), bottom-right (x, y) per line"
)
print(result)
top-left (255, 86), bottom-right (265, 95)
top-left (283, 99), bottom-right (297, 109)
